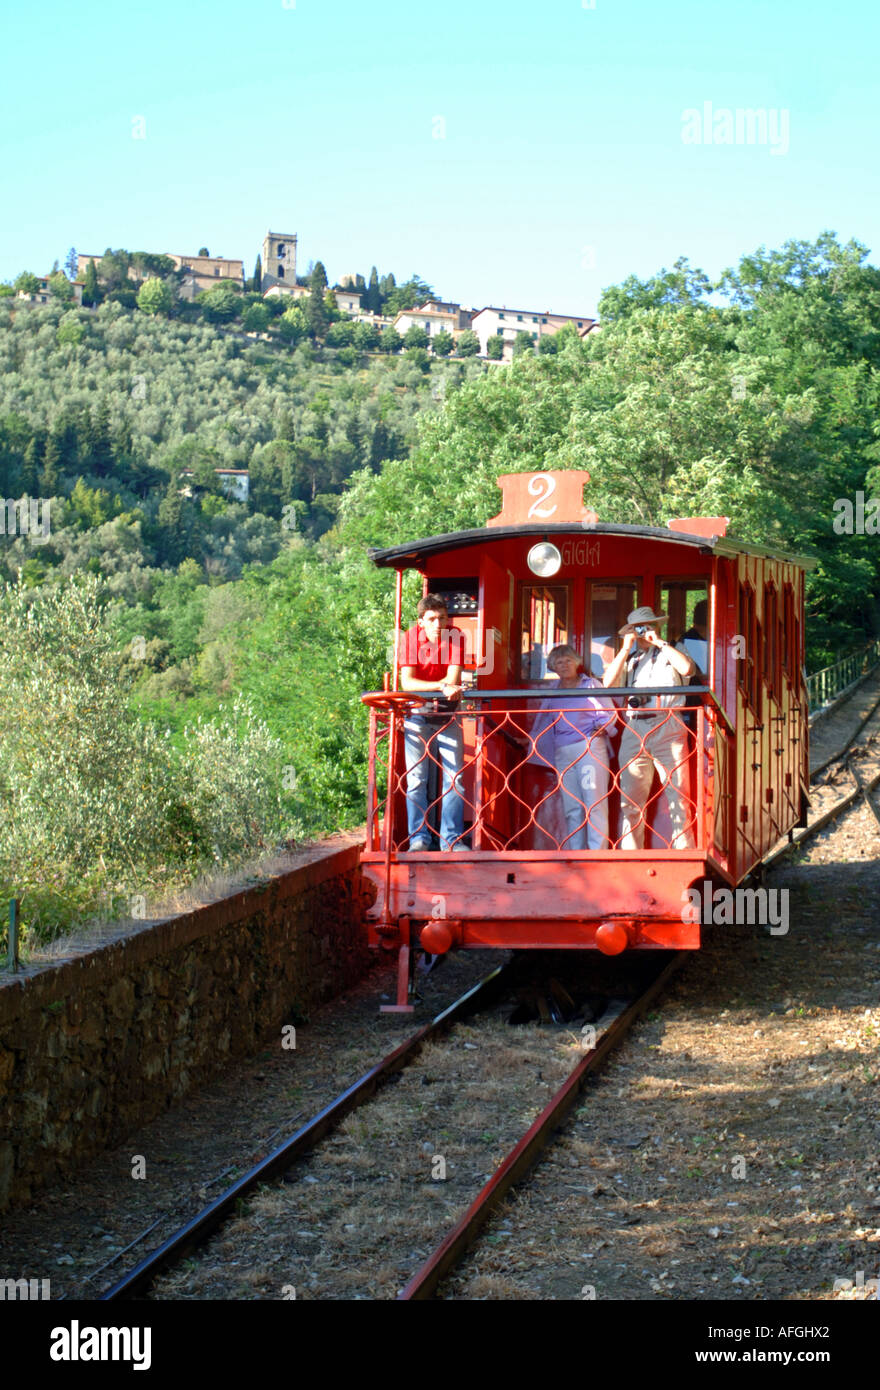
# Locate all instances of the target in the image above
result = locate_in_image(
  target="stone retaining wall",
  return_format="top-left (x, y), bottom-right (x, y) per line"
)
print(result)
top-left (0, 835), bottom-right (371, 1212)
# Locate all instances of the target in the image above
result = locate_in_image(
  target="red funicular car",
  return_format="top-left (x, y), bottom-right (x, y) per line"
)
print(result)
top-left (361, 471), bottom-right (812, 1010)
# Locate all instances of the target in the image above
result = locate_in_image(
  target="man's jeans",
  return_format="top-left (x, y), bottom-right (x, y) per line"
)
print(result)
top-left (403, 713), bottom-right (465, 850)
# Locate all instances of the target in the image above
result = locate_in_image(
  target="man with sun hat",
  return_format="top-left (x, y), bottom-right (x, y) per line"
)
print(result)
top-left (603, 605), bottom-right (696, 850)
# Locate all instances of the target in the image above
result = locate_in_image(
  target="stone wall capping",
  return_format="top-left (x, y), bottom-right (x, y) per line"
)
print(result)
top-left (0, 833), bottom-right (363, 1022)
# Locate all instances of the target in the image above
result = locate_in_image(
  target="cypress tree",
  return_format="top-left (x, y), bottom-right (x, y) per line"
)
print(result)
top-left (53, 411), bottom-right (80, 472)
top-left (22, 435), bottom-right (42, 494)
top-left (369, 422), bottom-right (389, 470)
top-left (157, 477), bottom-right (185, 565)
top-left (114, 416), bottom-right (133, 460)
top-left (306, 296), bottom-right (327, 339)
top-left (281, 448), bottom-right (294, 504)
top-left (83, 401), bottom-right (114, 477)
top-left (367, 266), bottom-right (380, 313)
top-left (307, 262), bottom-right (329, 338)
top-left (24, 431), bottom-right (44, 470)
top-left (82, 259), bottom-right (100, 306)
top-left (253, 253), bottom-right (262, 292)
top-left (39, 435), bottom-right (60, 495)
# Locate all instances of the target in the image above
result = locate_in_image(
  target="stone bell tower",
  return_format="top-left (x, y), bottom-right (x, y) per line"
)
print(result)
top-left (261, 231), bottom-right (297, 290)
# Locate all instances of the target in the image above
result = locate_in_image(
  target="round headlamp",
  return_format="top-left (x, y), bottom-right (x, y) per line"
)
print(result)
top-left (526, 542), bottom-right (562, 578)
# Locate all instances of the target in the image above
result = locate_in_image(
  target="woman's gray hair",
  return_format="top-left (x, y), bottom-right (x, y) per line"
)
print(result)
top-left (546, 644), bottom-right (581, 674)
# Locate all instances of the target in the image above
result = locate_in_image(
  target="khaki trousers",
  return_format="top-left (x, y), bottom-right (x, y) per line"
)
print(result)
top-left (618, 719), bottom-right (695, 850)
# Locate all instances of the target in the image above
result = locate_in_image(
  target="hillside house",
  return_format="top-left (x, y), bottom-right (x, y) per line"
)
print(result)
top-left (18, 275), bottom-right (84, 307)
top-left (167, 254), bottom-right (245, 293)
top-left (76, 254), bottom-right (103, 280)
top-left (470, 305), bottom-right (597, 356)
top-left (393, 306), bottom-right (459, 341)
top-left (419, 299), bottom-right (474, 330)
top-left (263, 283), bottom-right (310, 303)
top-left (333, 285), bottom-right (362, 314)
top-left (179, 469), bottom-right (250, 502)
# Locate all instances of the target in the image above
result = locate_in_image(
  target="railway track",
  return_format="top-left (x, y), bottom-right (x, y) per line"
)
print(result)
top-left (809, 678), bottom-right (880, 780)
top-left (100, 962), bottom-right (512, 1299)
top-left (102, 952), bottom-right (678, 1300)
top-left (397, 952), bottom-right (685, 1299)
top-left (97, 684), bottom-right (880, 1303)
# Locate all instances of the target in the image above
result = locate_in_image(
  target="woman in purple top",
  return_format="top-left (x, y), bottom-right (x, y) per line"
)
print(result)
top-left (529, 645), bottom-right (615, 850)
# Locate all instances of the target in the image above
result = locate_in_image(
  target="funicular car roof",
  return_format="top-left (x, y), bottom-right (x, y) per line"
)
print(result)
top-left (368, 522), bottom-right (816, 570)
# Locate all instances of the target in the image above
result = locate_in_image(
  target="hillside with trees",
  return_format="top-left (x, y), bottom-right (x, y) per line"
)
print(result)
top-left (0, 293), bottom-right (484, 578)
top-left (0, 268), bottom-right (485, 948)
top-left (2, 231), bottom-right (878, 951)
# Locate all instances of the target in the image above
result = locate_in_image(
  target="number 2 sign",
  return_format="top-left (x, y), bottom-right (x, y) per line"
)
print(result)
top-left (486, 470), bottom-right (594, 528)
top-left (527, 473), bottom-right (558, 518)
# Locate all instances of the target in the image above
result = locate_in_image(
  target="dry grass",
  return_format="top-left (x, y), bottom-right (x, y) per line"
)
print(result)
top-left (24, 834), bottom-right (362, 966)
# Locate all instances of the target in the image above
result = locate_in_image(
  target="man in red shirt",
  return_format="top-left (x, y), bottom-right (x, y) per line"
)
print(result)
top-left (400, 594), bottom-right (466, 850)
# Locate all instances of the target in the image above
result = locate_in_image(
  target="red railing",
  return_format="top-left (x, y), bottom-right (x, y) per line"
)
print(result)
top-left (362, 688), bottom-right (723, 857)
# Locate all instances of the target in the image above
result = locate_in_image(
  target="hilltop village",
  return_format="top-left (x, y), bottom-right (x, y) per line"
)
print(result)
top-left (14, 228), bottom-right (596, 363)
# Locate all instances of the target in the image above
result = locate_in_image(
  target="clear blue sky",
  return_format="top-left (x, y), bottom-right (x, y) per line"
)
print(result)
top-left (2, 0), bottom-right (877, 317)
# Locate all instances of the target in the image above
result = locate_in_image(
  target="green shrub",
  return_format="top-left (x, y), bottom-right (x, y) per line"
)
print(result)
top-left (0, 577), bottom-right (287, 949)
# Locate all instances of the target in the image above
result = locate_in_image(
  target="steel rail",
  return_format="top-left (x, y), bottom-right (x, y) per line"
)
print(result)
top-left (848, 764), bottom-right (880, 836)
top-left (397, 951), bottom-right (688, 1301)
top-left (763, 762), bottom-right (880, 871)
top-left (100, 962), bottom-right (512, 1301)
top-left (810, 685), bottom-right (880, 780)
